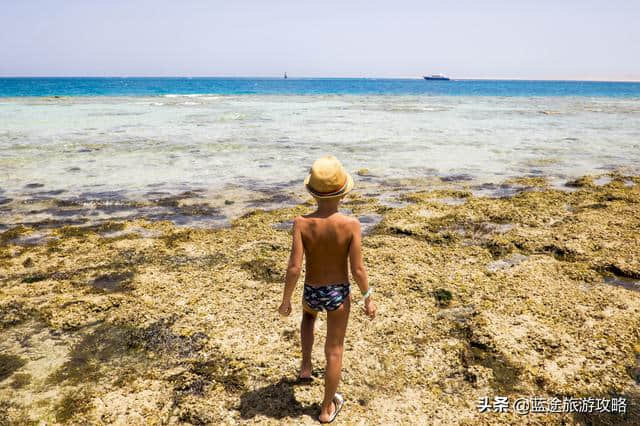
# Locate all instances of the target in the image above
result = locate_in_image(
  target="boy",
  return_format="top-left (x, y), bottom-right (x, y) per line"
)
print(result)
top-left (278, 155), bottom-right (376, 423)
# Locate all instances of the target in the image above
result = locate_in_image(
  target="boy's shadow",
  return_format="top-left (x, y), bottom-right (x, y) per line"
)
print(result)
top-left (238, 377), bottom-right (320, 421)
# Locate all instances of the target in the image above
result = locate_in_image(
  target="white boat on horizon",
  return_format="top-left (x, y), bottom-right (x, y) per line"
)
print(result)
top-left (424, 74), bottom-right (450, 81)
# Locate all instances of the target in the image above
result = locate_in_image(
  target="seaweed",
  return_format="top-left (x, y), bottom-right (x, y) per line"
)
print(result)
top-left (91, 271), bottom-right (135, 292)
top-left (0, 354), bottom-right (27, 382)
top-left (602, 264), bottom-right (640, 280)
top-left (389, 224), bottom-right (417, 236)
top-left (46, 323), bottom-right (139, 385)
top-left (0, 225), bottom-right (29, 246)
top-left (0, 401), bottom-right (35, 426)
top-left (160, 229), bottom-right (193, 248)
top-left (131, 316), bottom-right (207, 358)
top-left (54, 389), bottom-right (93, 422)
top-left (21, 274), bottom-right (48, 283)
top-left (484, 235), bottom-right (515, 258)
top-left (172, 357), bottom-right (248, 399)
top-left (53, 199), bottom-right (82, 208)
top-left (47, 317), bottom-right (208, 386)
top-left (3, 246), bottom-right (150, 288)
top-left (505, 176), bottom-right (549, 187)
top-left (239, 208), bottom-right (265, 220)
top-left (177, 407), bottom-right (212, 425)
top-left (158, 253), bottom-right (225, 270)
top-left (55, 221), bottom-right (126, 239)
top-left (93, 221), bottom-right (126, 233)
top-left (470, 342), bottom-right (522, 392)
top-left (2, 173), bottom-right (640, 424)
top-left (433, 288), bottom-right (453, 307)
top-left (460, 340), bottom-right (522, 393)
top-left (45, 238), bottom-right (61, 253)
top-left (541, 244), bottom-right (581, 262)
top-left (0, 302), bottom-right (34, 330)
top-left (9, 373), bottom-right (31, 389)
top-left (55, 225), bottom-right (95, 238)
top-left (0, 401), bottom-right (12, 426)
top-left (241, 257), bottom-right (283, 283)
top-left (566, 176), bottom-right (594, 188)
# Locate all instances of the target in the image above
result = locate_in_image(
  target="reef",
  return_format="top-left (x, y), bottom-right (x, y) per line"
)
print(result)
top-left (0, 173), bottom-right (639, 424)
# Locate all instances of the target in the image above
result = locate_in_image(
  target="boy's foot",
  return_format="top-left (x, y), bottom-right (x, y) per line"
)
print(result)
top-left (297, 375), bottom-right (313, 383)
top-left (299, 361), bottom-right (313, 380)
top-left (318, 393), bottom-right (344, 423)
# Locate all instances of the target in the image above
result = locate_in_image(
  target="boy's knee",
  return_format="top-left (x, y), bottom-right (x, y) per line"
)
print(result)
top-left (302, 311), bottom-right (316, 322)
top-left (325, 345), bottom-right (344, 360)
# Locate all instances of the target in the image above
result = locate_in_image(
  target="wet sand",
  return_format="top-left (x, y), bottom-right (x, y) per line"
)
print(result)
top-left (1, 173), bottom-right (639, 424)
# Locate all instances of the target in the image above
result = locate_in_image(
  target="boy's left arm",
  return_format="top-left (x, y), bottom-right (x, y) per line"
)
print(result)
top-left (278, 217), bottom-right (303, 316)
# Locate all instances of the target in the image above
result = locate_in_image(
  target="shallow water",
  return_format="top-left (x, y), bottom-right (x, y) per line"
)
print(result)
top-left (604, 275), bottom-right (640, 292)
top-left (1, 95), bottom-right (639, 227)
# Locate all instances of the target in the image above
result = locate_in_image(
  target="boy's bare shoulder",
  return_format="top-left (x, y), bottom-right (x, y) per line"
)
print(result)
top-left (293, 213), bottom-right (358, 228)
top-left (337, 213), bottom-right (360, 228)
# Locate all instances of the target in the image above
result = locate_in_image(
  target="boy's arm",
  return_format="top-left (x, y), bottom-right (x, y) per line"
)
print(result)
top-left (349, 219), bottom-right (376, 319)
top-left (279, 217), bottom-right (304, 316)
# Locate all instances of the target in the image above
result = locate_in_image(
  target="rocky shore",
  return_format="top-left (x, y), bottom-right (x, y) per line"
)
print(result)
top-left (1, 173), bottom-right (639, 424)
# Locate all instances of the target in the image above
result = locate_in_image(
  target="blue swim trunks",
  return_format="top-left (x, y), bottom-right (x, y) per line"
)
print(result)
top-left (303, 283), bottom-right (350, 312)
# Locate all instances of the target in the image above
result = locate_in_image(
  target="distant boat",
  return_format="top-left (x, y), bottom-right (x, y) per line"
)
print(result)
top-left (284, 72), bottom-right (288, 79)
top-left (424, 74), bottom-right (450, 81)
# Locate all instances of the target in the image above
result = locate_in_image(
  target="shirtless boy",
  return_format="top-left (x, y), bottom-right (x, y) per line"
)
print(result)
top-left (278, 155), bottom-right (376, 423)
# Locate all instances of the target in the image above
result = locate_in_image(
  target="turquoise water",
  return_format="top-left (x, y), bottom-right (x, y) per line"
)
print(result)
top-left (1, 77), bottom-right (640, 97)
top-left (1, 81), bottom-right (639, 228)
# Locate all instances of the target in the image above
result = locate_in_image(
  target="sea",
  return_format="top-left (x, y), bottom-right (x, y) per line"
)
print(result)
top-left (1, 77), bottom-right (639, 228)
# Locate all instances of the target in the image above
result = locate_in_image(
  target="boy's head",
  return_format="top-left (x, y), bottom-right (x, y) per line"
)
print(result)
top-left (305, 155), bottom-right (354, 201)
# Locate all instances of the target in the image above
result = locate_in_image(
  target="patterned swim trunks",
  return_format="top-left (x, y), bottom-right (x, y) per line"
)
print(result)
top-left (303, 283), bottom-right (350, 312)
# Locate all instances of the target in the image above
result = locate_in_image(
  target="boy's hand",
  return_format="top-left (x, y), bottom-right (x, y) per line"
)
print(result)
top-left (363, 297), bottom-right (376, 320)
top-left (278, 300), bottom-right (292, 317)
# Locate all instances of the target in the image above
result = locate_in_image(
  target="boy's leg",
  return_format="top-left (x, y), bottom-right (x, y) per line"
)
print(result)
top-left (319, 297), bottom-right (350, 422)
top-left (300, 305), bottom-right (317, 378)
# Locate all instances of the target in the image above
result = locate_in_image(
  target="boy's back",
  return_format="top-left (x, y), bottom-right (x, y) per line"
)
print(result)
top-left (296, 212), bottom-right (356, 286)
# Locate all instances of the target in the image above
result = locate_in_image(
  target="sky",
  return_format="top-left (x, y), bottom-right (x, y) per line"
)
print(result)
top-left (1, 0), bottom-right (639, 80)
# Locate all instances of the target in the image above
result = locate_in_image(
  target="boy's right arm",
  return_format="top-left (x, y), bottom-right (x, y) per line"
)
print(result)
top-left (279, 216), bottom-right (304, 316)
top-left (348, 219), bottom-right (376, 319)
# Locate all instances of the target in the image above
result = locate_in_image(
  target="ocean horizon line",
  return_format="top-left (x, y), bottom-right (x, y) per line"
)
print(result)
top-left (1, 76), bottom-right (640, 83)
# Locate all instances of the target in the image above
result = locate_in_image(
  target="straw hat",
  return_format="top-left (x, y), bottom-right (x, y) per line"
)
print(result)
top-left (304, 155), bottom-right (354, 199)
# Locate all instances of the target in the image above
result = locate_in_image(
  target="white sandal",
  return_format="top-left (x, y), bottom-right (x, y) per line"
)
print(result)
top-left (319, 393), bottom-right (344, 424)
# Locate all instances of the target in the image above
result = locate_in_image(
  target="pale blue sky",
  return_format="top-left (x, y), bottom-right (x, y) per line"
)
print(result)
top-left (1, 0), bottom-right (638, 80)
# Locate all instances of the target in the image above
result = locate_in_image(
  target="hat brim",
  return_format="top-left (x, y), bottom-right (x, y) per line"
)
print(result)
top-left (304, 172), bottom-right (354, 199)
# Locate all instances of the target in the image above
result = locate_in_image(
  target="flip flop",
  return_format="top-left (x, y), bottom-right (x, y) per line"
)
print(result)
top-left (298, 365), bottom-right (314, 383)
top-left (297, 375), bottom-right (313, 384)
top-left (319, 393), bottom-right (344, 424)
